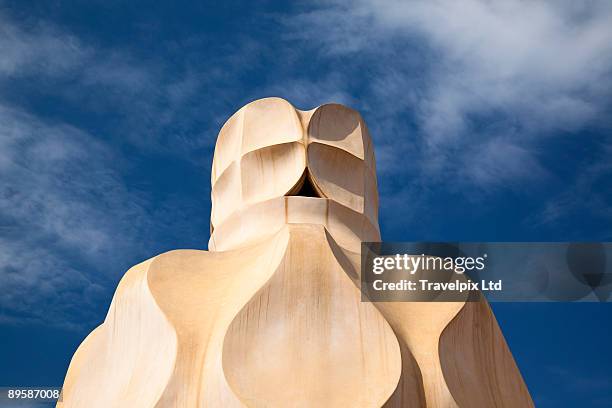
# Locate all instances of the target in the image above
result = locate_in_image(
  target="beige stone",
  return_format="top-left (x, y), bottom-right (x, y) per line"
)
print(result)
top-left (58, 97), bottom-right (533, 407)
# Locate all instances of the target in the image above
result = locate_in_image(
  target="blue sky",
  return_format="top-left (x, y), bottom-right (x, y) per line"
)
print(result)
top-left (1, 0), bottom-right (611, 406)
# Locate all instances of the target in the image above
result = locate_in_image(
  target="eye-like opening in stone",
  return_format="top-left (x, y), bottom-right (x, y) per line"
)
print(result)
top-left (286, 168), bottom-right (324, 198)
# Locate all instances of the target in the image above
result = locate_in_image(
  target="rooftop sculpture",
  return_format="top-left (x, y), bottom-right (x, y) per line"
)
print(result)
top-left (59, 97), bottom-right (533, 407)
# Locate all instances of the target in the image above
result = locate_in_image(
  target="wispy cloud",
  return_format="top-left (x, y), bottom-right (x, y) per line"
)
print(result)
top-left (0, 9), bottom-right (229, 158)
top-left (0, 104), bottom-right (150, 329)
top-left (0, 11), bottom-right (214, 329)
top-left (0, 14), bottom-right (84, 77)
top-left (0, 11), bottom-right (154, 99)
top-left (285, 0), bottom-right (612, 186)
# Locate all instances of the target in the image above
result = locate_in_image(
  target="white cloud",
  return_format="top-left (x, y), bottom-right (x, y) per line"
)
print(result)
top-left (0, 14), bottom-right (84, 76)
top-left (0, 10), bottom-right (257, 328)
top-left (0, 9), bottom-right (221, 157)
top-left (0, 104), bottom-right (155, 328)
top-left (462, 136), bottom-right (548, 186)
top-left (288, 0), bottom-right (612, 186)
top-left (0, 11), bottom-right (153, 94)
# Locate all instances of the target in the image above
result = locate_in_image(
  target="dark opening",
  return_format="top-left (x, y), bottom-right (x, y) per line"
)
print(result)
top-left (286, 169), bottom-right (323, 198)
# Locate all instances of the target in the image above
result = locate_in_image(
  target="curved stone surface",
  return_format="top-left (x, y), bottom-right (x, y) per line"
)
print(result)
top-left (59, 97), bottom-right (533, 408)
